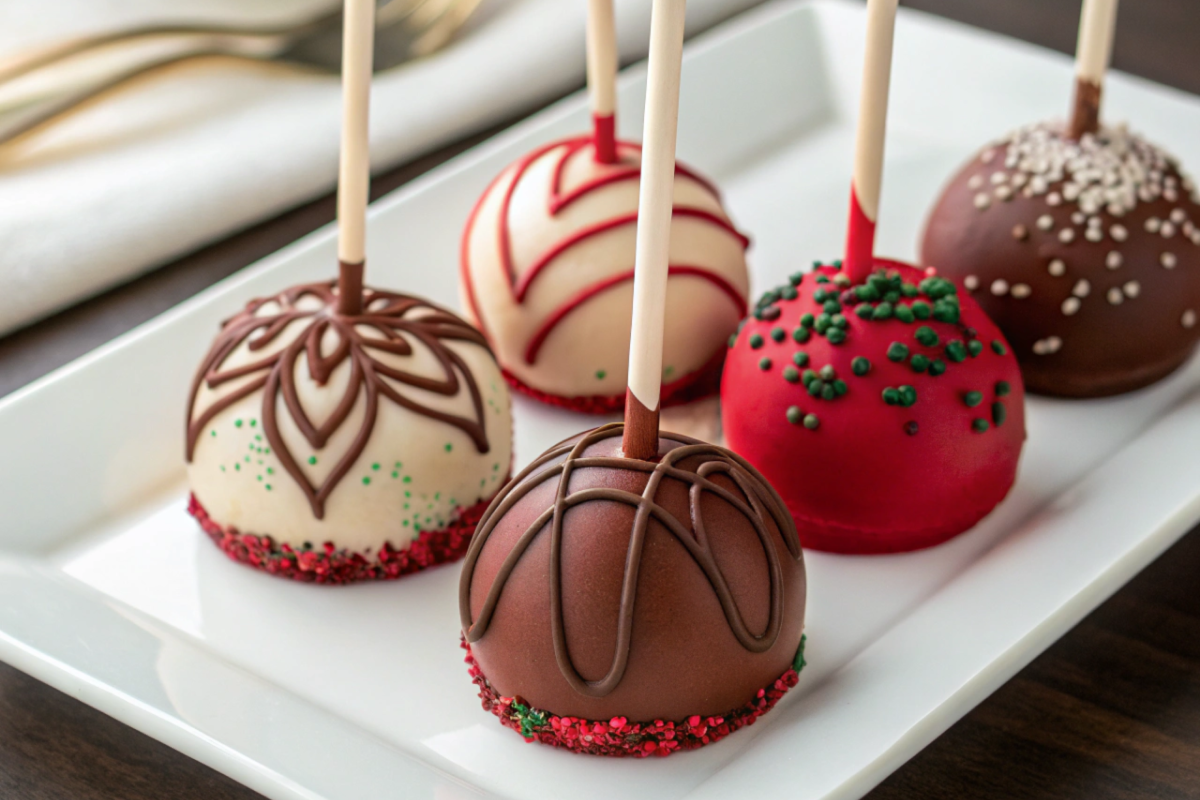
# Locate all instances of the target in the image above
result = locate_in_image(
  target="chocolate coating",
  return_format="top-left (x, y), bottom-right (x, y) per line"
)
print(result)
top-left (460, 423), bottom-right (806, 722)
top-left (921, 123), bottom-right (1200, 397)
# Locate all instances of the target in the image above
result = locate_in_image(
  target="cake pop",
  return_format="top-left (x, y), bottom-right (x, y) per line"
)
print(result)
top-left (459, 0), bottom-right (750, 413)
top-left (186, 0), bottom-right (512, 583)
top-left (721, 0), bottom-right (1027, 554)
top-left (921, 0), bottom-right (1200, 397)
top-left (460, 2), bottom-right (806, 755)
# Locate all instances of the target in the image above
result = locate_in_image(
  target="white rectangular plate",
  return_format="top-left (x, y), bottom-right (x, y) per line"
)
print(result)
top-left (2, 2), bottom-right (1200, 798)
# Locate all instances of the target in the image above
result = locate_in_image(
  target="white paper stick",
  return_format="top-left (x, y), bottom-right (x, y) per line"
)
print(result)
top-left (587, 0), bottom-right (618, 119)
top-left (850, 0), bottom-right (898, 225)
top-left (336, 0), bottom-right (375, 267)
top-left (1076, 0), bottom-right (1119, 86)
top-left (626, 0), bottom-right (686, 415)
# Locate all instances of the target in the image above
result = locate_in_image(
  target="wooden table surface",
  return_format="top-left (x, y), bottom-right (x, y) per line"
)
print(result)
top-left (1, 1), bottom-right (1198, 797)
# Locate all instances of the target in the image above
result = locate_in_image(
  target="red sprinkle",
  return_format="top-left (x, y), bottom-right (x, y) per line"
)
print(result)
top-left (461, 639), bottom-right (800, 758)
top-left (188, 491), bottom-right (499, 585)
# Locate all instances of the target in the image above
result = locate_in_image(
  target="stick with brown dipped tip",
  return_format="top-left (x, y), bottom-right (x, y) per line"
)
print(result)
top-left (1067, 0), bottom-right (1119, 140)
top-left (458, 0), bottom-right (806, 756)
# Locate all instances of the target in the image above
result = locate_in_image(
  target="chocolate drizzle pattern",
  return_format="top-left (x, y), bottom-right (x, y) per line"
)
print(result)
top-left (186, 279), bottom-right (493, 519)
top-left (460, 423), bottom-right (801, 698)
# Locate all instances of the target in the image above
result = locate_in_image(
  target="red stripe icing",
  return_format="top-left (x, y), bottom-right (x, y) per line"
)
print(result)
top-left (461, 132), bottom-right (751, 370)
top-left (523, 265), bottom-right (747, 366)
top-left (593, 113), bottom-right (618, 164)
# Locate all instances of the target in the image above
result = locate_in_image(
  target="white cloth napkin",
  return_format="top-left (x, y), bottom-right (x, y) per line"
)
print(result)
top-left (0, 0), bottom-right (763, 338)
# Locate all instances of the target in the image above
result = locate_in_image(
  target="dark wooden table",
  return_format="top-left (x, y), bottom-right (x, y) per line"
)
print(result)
top-left (2, 1), bottom-right (1198, 797)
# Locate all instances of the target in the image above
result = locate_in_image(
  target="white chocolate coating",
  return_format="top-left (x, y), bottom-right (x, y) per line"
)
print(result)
top-left (188, 291), bottom-right (512, 553)
top-left (461, 137), bottom-right (750, 400)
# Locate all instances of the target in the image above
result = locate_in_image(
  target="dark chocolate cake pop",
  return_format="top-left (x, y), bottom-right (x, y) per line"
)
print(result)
top-left (459, 423), bottom-right (806, 756)
top-left (922, 122), bottom-right (1200, 397)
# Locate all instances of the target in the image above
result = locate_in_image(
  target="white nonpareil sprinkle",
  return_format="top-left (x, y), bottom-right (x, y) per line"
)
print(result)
top-left (1059, 228), bottom-right (1076, 243)
top-left (991, 171), bottom-right (1008, 185)
top-left (1012, 224), bottom-right (1028, 239)
top-left (1033, 336), bottom-right (1064, 355)
top-left (1171, 208), bottom-right (1187, 223)
top-left (1062, 297), bottom-right (1081, 315)
top-left (1047, 192), bottom-right (1063, 206)
top-left (1146, 217), bottom-right (1162, 232)
top-left (964, 275), bottom-right (979, 290)
top-left (1162, 252), bottom-right (1178, 268)
top-left (1107, 287), bottom-right (1124, 305)
top-left (974, 193), bottom-right (991, 209)
top-left (1111, 224), bottom-right (1129, 241)
top-left (996, 185), bottom-right (1014, 201)
top-left (1072, 211), bottom-right (1086, 225)
top-left (1184, 310), bottom-right (1197, 329)
top-left (1037, 215), bottom-right (1054, 230)
top-left (1086, 228), bottom-right (1103, 242)
top-left (991, 279), bottom-right (1010, 296)
top-left (1124, 280), bottom-right (1141, 298)
top-left (1162, 222), bottom-right (1177, 238)
top-left (968, 174), bottom-right (985, 190)
top-left (1011, 283), bottom-right (1032, 298)
top-left (1106, 251), bottom-right (1123, 269)
top-left (1073, 279), bottom-right (1091, 297)
top-left (1048, 258), bottom-right (1067, 276)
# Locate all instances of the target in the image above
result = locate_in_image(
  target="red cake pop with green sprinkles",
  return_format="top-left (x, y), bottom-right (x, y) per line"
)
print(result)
top-left (720, 0), bottom-right (1026, 554)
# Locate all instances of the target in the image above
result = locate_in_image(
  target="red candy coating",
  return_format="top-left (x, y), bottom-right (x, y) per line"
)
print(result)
top-left (721, 260), bottom-right (1026, 554)
top-left (188, 491), bottom-right (497, 584)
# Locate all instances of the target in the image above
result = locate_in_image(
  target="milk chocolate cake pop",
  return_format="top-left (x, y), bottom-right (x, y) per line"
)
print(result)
top-left (186, 0), bottom-right (512, 583)
top-left (921, 0), bottom-right (1200, 397)
top-left (460, 3), bottom-right (806, 755)
top-left (721, 0), bottom-right (1026, 554)
top-left (459, 0), bottom-right (750, 413)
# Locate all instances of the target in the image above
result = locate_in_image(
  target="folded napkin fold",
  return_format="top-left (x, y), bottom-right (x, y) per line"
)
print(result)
top-left (0, 0), bottom-right (762, 338)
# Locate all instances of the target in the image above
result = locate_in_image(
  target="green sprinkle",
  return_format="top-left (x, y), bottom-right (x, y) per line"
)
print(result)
top-left (972, 418), bottom-right (990, 433)
top-left (821, 384), bottom-right (836, 401)
top-left (793, 351), bottom-right (810, 367)
top-left (823, 300), bottom-right (842, 315)
top-left (882, 387), bottom-right (900, 405)
top-left (964, 391), bottom-right (984, 407)
top-left (403, 476), bottom-right (412, 483)
top-left (996, 380), bottom-right (1012, 396)
top-left (894, 304), bottom-right (915, 323)
top-left (234, 463), bottom-right (240, 471)
top-left (783, 366), bottom-right (801, 383)
top-left (793, 635), bottom-right (808, 673)
top-left (210, 430), bottom-right (217, 438)
top-left (910, 354), bottom-right (930, 373)
top-left (856, 304), bottom-right (875, 320)
top-left (911, 301), bottom-right (932, 320)
top-left (851, 356), bottom-right (871, 376)
top-left (234, 419), bottom-right (243, 428)
top-left (750, 334), bottom-right (764, 349)
top-left (786, 406), bottom-right (803, 425)
top-left (728, 334), bottom-right (738, 348)
top-left (802, 369), bottom-right (817, 386)
top-left (800, 313), bottom-right (815, 329)
top-left (915, 326), bottom-right (939, 347)
top-left (929, 359), bottom-right (947, 377)
top-left (833, 379), bottom-right (848, 396)
top-left (759, 357), bottom-right (773, 371)
top-left (992, 340), bottom-right (1008, 355)
top-left (362, 477), bottom-right (371, 485)
top-left (782, 285), bottom-right (798, 301)
top-left (807, 379), bottom-right (825, 398)
top-left (992, 402), bottom-right (1007, 427)
top-left (887, 342), bottom-right (910, 362)
top-left (257, 475), bottom-right (263, 482)
top-left (392, 471), bottom-right (399, 478)
top-left (901, 283), bottom-right (919, 298)
top-left (596, 369), bottom-right (607, 380)
top-left (813, 288), bottom-right (829, 303)
top-left (831, 314), bottom-right (848, 329)
top-left (445, 443), bottom-right (453, 452)
top-left (874, 302), bottom-right (894, 320)
top-left (372, 463), bottom-right (381, 471)
top-left (792, 326), bottom-right (812, 343)
top-left (826, 327), bottom-right (847, 345)
top-left (265, 484), bottom-right (272, 491)
top-left (771, 326), bottom-right (786, 342)
top-left (266, 467), bottom-right (274, 475)
top-left (249, 419), bottom-right (257, 428)
top-left (814, 315), bottom-right (831, 334)
top-left (899, 385), bottom-right (918, 407)
top-left (789, 272), bottom-right (804, 286)
top-left (803, 413), bottom-right (820, 430)
top-left (819, 365), bottom-right (836, 380)
top-left (308, 456), bottom-right (317, 465)
top-left (855, 284), bottom-right (880, 302)
top-left (945, 340), bottom-right (967, 363)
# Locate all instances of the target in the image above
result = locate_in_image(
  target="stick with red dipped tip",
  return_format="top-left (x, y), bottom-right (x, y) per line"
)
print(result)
top-left (622, 0), bottom-right (687, 461)
top-left (1067, 0), bottom-right (1119, 140)
top-left (336, 0), bottom-right (376, 315)
top-left (844, 0), bottom-right (898, 284)
top-left (587, 0), bottom-right (620, 163)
